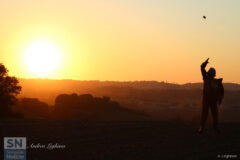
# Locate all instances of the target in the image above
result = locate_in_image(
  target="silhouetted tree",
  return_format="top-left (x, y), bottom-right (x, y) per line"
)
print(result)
top-left (0, 63), bottom-right (21, 117)
top-left (14, 98), bottom-right (49, 118)
top-left (53, 93), bottom-right (146, 120)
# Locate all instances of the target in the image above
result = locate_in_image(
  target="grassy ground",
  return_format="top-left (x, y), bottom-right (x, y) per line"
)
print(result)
top-left (0, 119), bottom-right (239, 160)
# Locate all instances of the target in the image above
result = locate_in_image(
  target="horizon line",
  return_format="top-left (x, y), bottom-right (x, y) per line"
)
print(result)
top-left (18, 77), bottom-right (240, 85)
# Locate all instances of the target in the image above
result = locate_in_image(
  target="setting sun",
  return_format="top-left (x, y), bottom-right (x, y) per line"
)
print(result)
top-left (23, 40), bottom-right (62, 78)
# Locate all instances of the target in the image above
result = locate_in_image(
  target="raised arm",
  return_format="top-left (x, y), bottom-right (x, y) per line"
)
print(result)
top-left (201, 58), bottom-right (209, 80)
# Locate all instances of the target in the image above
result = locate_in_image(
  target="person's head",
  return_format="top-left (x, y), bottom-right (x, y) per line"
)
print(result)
top-left (208, 67), bottom-right (216, 78)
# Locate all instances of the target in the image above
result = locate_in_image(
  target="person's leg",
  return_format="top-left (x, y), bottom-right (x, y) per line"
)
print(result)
top-left (210, 102), bottom-right (220, 133)
top-left (199, 99), bottom-right (209, 133)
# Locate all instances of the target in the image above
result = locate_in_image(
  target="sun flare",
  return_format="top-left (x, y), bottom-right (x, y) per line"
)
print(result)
top-left (23, 40), bottom-right (62, 78)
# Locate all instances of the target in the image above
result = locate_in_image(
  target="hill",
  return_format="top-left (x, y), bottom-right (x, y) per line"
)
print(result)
top-left (18, 79), bottom-right (240, 104)
top-left (17, 79), bottom-right (240, 122)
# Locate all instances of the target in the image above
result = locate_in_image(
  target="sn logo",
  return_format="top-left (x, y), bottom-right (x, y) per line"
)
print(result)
top-left (4, 137), bottom-right (26, 149)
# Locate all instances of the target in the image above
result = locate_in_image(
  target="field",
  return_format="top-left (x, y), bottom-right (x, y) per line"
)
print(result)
top-left (0, 119), bottom-right (240, 160)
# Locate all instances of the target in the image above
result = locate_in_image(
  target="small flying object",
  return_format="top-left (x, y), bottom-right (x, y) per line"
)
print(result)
top-left (203, 16), bottom-right (206, 19)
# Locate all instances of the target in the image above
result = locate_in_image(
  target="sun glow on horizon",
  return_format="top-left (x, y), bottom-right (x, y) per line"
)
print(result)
top-left (23, 40), bottom-right (62, 78)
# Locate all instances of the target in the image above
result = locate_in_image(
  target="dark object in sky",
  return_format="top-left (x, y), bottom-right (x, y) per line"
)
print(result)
top-left (203, 16), bottom-right (206, 19)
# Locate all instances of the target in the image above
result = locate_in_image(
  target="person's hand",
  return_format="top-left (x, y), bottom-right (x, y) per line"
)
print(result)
top-left (201, 58), bottom-right (209, 68)
top-left (204, 58), bottom-right (209, 64)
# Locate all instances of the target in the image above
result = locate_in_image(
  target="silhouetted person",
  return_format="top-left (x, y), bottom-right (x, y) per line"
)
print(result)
top-left (199, 58), bottom-right (224, 134)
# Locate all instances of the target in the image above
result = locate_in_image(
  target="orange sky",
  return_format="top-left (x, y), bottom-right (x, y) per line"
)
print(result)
top-left (0, 0), bottom-right (240, 84)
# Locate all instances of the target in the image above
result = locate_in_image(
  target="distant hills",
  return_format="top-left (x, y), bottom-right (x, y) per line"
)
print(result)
top-left (19, 78), bottom-right (240, 90)
top-left (16, 78), bottom-right (240, 122)
top-left (18, 78), bottom-right (240, 105)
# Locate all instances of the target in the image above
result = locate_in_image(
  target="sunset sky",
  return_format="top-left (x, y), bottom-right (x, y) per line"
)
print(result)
top-left (0, 0), bottom-right (239, 83)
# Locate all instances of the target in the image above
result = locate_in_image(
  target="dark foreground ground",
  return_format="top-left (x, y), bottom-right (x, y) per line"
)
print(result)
top-left (0, 119), bottom-right (239, 160)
